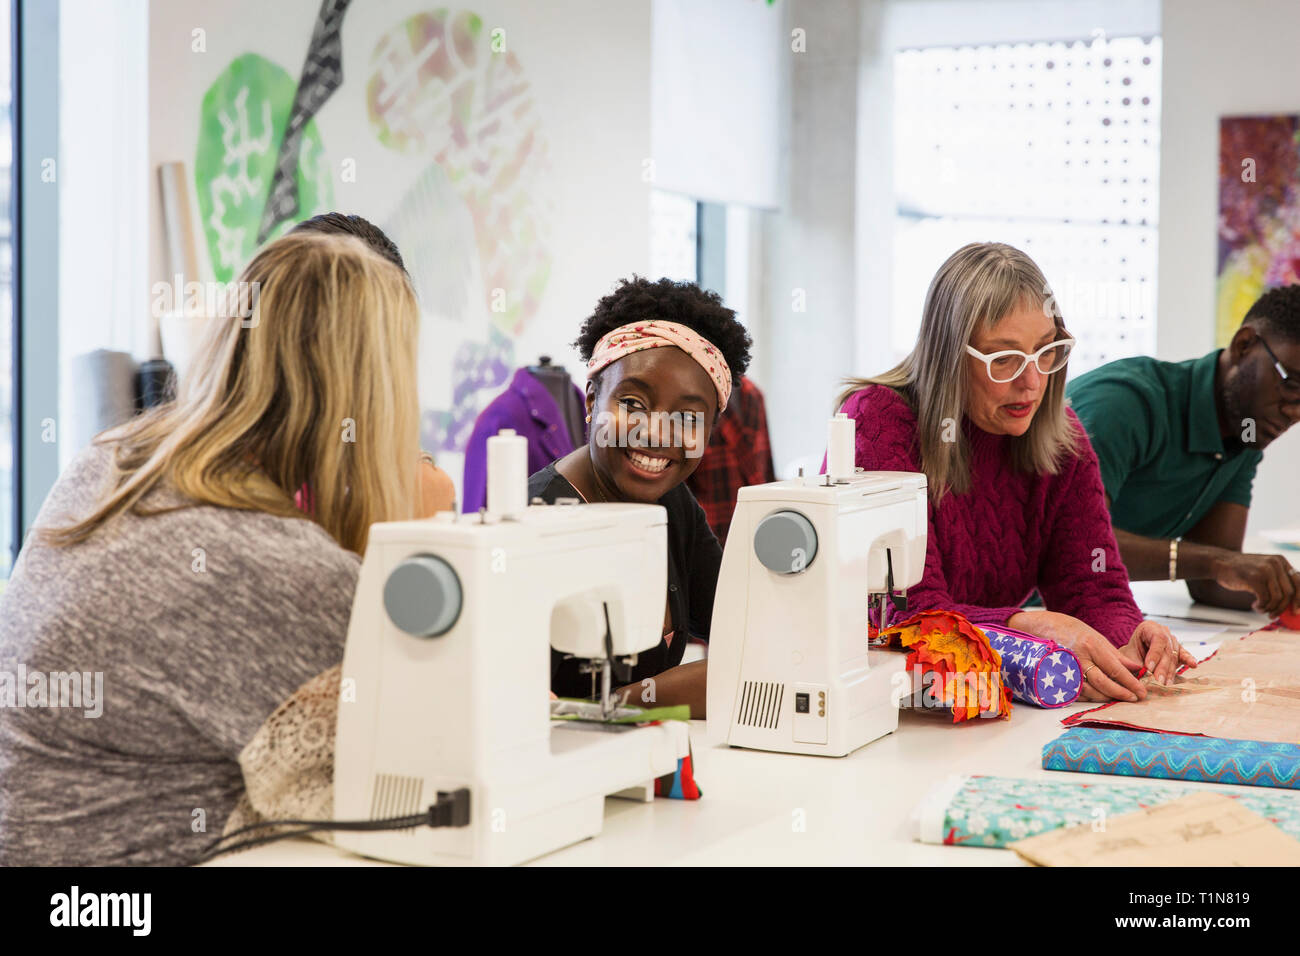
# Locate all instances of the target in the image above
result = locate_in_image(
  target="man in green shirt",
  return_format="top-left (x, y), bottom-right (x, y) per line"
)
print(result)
top-left (1067, 286), bottom-right (1300, 616)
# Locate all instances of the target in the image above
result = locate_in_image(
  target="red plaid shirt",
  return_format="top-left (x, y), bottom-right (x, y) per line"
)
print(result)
top-left (686, 376), bottom-right (777, 548)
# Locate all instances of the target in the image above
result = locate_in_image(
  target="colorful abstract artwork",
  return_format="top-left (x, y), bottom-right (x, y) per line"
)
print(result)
top-left (1217, 115), bottom-right (1300, 347)
top-left (422, 326), bottom-right (515, 457)
top-left (258, 0), bottom-right (351, 242)
top-left (194, 5), bottom-right (555, 455)
top-left (366, 9), bottom-right (553, 339)
top-left (195, 53), bottom-right (334, 284)
top-left (368, 9), bottom-right (554, 451)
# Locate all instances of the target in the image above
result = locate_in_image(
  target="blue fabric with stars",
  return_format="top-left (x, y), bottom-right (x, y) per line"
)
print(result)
top-left (981, 624), bottom-right (1082, 708)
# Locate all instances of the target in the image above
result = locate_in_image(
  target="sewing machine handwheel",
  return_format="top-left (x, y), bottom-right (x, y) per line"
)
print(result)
top-left (383, 554), bottom-right (462, 637)
top-left (753, 510), bottom-right (818, 574)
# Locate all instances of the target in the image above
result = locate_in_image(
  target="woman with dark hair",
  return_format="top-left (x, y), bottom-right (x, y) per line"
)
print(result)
top-left (530, 277), bottom-right (753, 716)
top-left (290, 212), bottom-right (455, 514)
top-left (291, 211), bottom-right (408, 274)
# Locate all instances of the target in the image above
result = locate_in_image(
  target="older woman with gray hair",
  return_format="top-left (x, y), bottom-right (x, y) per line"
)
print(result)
top-left (839, 242), bottom-right (1193, 701)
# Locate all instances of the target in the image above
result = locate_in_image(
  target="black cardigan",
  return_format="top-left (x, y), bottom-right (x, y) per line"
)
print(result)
top-left (528, 463), bottom-right (723, 699)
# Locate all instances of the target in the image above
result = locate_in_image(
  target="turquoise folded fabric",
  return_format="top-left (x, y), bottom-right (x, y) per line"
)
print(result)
top-left (916, 774), bottom-right (1300, 848)
top-left (1043, 727), bottom-right (1300, 789)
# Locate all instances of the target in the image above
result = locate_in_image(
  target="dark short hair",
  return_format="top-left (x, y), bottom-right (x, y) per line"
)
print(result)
top-left (1243, 285), bottom-right (1300, 344)
top-left (290, 212), bottom-right (406, 273)
top-left (574, 277), bottom-right (752, 395)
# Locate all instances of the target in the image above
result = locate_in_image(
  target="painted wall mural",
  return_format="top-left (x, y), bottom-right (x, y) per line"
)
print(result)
top-left (258, 0), bottom-right (352, 243)
top-left (367, 8), bottom-right (554, 450)
top-left (1217, 115), bottom-right (1300, 347)
top-left (195, 53), bottom-right (335, 284)
top-left (193, 2), bottom-right (554, 455)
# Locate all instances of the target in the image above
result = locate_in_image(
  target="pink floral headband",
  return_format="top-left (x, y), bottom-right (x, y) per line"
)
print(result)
top-left (586, 320), bottom-right (732, 412)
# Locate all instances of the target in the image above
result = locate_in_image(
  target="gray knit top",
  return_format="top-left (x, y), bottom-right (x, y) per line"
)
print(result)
top-left (0, 444), bottom-right (359, 865)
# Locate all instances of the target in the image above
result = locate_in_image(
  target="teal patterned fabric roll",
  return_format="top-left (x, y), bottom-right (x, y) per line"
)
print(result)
top-left (915, 774), bottom-right (1300, 848)
top-left (1043, 727), bottom-right (1300, 789)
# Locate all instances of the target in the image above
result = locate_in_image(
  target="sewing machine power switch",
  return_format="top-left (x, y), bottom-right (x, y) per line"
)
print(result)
top-left (792, 682), bottom-right (828, 744)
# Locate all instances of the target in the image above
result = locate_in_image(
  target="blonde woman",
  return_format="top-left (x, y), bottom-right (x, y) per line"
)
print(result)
top-left (289, 212), bottom-right (456, 516)
top-left (0, 232), bottom-right (422, 865)
top-left (839, 242), bottom-right (1194, 702)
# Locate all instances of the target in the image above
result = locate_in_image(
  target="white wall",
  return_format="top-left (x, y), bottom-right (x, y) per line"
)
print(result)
top-left (853, 0), bottom-right (892, 387)
top-left (757, 0), bottom-right (863, 478)
top-left (651, 0), bottom-right (783, 209)
top-left (1158, 0), bottom-right (1300, 535)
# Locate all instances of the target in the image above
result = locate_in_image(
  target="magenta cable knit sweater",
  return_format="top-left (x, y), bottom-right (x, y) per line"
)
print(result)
top-left (842, 385), bottom-right (1142, 647)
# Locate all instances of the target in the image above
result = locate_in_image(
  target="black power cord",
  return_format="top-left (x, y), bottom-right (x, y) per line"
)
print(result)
top-left (198, 787), bottom-right (471, 863)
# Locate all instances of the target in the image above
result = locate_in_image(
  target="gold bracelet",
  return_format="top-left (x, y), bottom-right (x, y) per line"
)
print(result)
top-left (1168, 537), bottom-right (1180, 582)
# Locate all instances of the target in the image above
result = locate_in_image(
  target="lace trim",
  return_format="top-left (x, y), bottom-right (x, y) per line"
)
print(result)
top-left (223, 664), bottom-right (340, 849)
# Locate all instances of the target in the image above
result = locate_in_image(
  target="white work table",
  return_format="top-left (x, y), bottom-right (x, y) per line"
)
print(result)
top-left (209, 574), bottom-right (1292, 867)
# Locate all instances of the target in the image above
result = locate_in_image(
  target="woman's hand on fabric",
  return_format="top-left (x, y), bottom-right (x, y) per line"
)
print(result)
top-left (1119, 619), bottom-right (1197, 686)
top-left (1008, 610), bottom-right (1145, 702)
top-left (1069, 632), bottom-right (1148, 702)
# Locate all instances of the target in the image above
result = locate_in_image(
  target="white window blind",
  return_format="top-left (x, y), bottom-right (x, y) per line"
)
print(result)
top-left (649, 189), bottom-right (698, 283)
top-left (893, 35), bottom-right (1161, 375)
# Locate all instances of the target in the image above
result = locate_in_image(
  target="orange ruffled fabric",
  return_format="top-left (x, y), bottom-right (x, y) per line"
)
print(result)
top-left (878, 610), bottom-right (1013, 723)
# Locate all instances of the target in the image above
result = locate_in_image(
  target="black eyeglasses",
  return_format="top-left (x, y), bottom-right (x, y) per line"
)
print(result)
top-left (1257, 335), bottom-right (1300, 401)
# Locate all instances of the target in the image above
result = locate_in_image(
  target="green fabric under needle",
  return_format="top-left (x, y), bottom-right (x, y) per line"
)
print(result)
top-left (551, 699), bottom-right (692, 724)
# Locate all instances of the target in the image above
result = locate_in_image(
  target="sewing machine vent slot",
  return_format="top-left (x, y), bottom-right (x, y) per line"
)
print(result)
top-left (370, 773), bottom-right (424, 832)
top-left (738, 680), bottom-right (783, 729)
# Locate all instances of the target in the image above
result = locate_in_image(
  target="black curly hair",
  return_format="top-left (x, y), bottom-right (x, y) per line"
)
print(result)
top-left (574, 277), bottom-right (752, 398)
top-left (1244, 285), bottom-right (1300, 344)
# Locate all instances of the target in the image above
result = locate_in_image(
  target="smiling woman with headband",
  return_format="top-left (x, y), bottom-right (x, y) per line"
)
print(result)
top-left (529, 277), bottom-right (753, 716)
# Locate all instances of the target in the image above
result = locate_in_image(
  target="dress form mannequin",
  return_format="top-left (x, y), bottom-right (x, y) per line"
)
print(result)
top-left (526, 355), bottom-right (586, 447)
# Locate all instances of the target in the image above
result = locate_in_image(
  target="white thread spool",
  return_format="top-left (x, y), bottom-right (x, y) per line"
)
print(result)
top-left (486, 428), bottom-right (528, 518)
top-left (827, 412), bottom-right (855, 480)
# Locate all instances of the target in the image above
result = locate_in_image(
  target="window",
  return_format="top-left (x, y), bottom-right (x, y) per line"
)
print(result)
top-left (649, 188), bottom-right (755, 331)
top-left (0, 1), bottom-right (12, 577)
top-left (893, 35), bottom-right (1161, 376)
top-left (649, 188), bottom-right (698, 283)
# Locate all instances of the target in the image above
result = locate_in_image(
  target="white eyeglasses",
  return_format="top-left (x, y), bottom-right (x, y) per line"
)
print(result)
top-left (965, 338), bottom-right (1075, 383)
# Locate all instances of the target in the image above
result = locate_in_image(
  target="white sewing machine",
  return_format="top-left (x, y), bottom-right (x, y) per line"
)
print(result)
top-left (333, 431), bottom-right (688, 866)
top-left (706, 415), bottom-right (927, 757)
